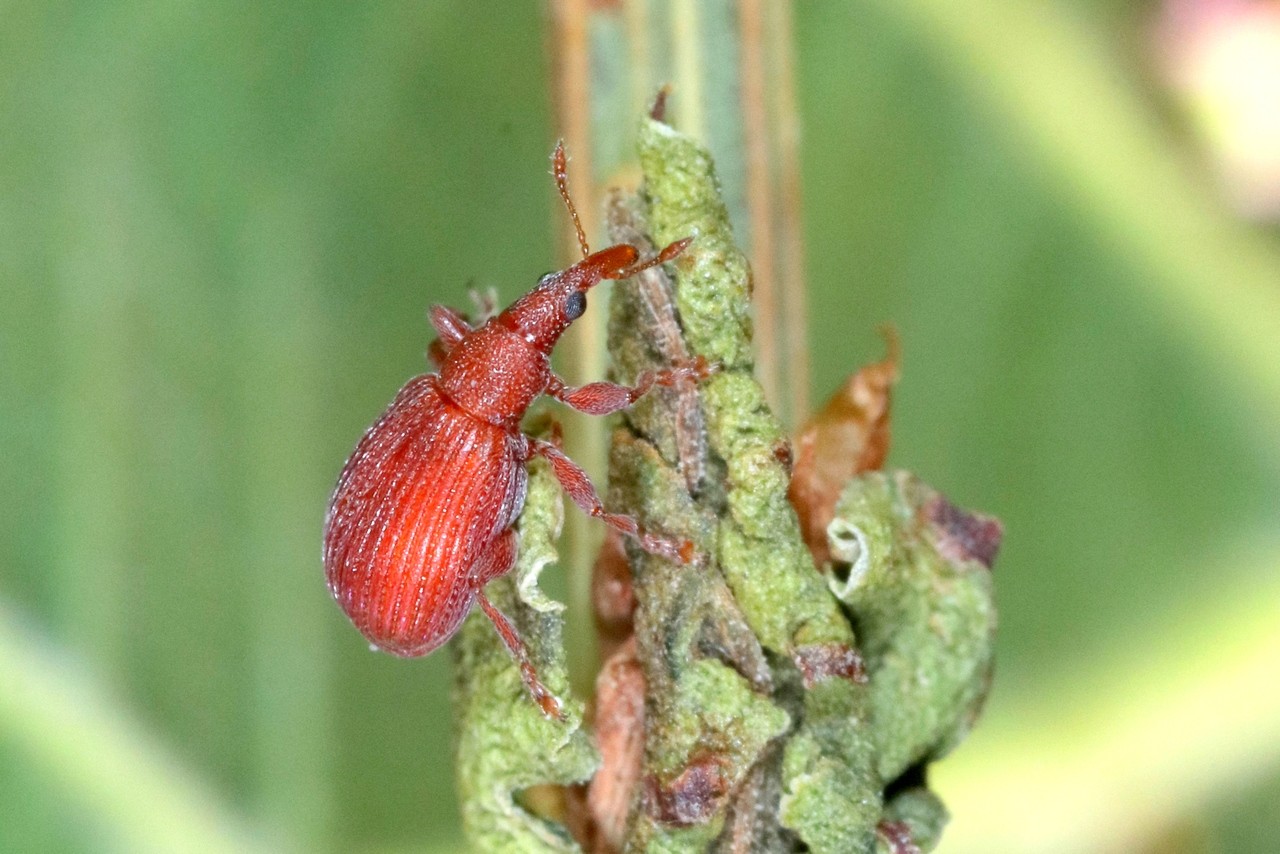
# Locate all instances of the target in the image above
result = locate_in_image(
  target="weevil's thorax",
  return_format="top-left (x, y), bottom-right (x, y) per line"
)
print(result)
top-left (438, 245), bottom-right (642, 425)
top-left (437, 325), bottom-right (551, 426)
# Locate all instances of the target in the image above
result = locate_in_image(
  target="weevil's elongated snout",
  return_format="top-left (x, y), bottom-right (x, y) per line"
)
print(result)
top-left (581, 244), bottom-right (639, 284)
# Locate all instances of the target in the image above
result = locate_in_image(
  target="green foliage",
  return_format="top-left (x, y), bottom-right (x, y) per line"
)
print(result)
top-left (826, 471), bottom-right (997, 782)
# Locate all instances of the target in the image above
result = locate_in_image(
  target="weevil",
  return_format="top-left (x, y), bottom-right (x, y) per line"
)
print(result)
top-left (323, 142), bottom-right (713, 719)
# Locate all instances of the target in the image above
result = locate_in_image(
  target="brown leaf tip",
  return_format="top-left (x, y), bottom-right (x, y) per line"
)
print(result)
top-left (650, 85), bottom-right (671, 122)
top-left (792, 642), bottom-right (867, 688)
top-left (924, 494), bottom-right (1003, 569)
top-left (877, 820), bottom-right (922, 854)
top-left (643, 751), bottom-right (731, 827)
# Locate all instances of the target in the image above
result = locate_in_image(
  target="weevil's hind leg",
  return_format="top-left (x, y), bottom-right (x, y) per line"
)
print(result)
top-left (528, 438), bottom-right (697, 565)
top-left (473, 530), bottom-right (564, 719)
top-left (477, 591), bottom-right (565, 721)
top-left (427, 305), bottom-right (474, 367)
top-left (474, 528), bottom-right (519, 584)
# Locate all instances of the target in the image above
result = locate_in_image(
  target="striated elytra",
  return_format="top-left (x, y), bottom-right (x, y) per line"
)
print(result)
top-left (323, 142), bottom-right (713, 719)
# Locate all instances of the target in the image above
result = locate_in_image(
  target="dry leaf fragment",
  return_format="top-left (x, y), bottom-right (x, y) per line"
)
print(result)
top-left (789, 328), bottom-right (900, 566)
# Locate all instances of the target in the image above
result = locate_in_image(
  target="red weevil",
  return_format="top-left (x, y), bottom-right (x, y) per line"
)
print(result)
top-left (323, 142), bottom-right (712, 719)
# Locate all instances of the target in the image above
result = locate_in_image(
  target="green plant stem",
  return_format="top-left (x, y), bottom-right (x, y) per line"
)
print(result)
top-left (551, 0), bottom-right (816, 696)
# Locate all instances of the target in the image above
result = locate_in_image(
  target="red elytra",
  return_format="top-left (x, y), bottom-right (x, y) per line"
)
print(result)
top-left (323, 142), bottom-right (712, 719)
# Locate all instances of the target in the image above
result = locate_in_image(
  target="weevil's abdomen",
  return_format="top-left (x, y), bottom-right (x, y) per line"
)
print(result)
top-left (323, 374), bottom-right (527, 656)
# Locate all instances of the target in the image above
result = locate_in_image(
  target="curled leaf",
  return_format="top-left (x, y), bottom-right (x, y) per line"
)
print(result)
top-left (826, 471), bottom-right (1000, 782)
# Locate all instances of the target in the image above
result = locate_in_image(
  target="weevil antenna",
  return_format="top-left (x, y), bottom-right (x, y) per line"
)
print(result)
top-left (552, 140), bottom-right (590, 260)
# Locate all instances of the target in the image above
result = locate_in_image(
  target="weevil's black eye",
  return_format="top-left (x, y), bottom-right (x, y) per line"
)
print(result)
top-left (564, 291), bottom-right (587, 321)
top-left (537, 272), bottom-right (556, 289)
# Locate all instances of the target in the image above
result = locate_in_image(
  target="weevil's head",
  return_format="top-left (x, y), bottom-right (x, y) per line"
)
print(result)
top-left (497, 238), bottom-right (691, 353)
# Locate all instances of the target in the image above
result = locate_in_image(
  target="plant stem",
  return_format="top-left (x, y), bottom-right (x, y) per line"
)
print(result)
top-left (548, 0), bottom-right (814, 690)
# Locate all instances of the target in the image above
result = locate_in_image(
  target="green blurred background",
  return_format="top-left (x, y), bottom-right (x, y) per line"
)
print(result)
top-left (3, 2), bottom-right (1278, 852)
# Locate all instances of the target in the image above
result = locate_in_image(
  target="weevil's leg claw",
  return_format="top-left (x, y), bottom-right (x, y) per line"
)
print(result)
top-left (547, 418), bottom-right (565, 451)
top-left (689, 355), bottom-right (721, 381)
top-left (674, 538), bottom-right (698, 566)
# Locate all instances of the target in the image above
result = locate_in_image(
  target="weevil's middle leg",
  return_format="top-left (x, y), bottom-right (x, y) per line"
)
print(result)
top-left (529, 438), bottom-right (696, 565)
top-left (546, 355), bottom-right (717, 417)
top-left (477, 591), bottom-right (565, 721)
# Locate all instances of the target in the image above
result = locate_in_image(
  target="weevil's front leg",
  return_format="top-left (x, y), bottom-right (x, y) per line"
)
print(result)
top-left (528, 438), bottom-right (696, 565)
top-left (427, 305), bottom-right (474, 367)
top-left (467, 287), bottom-right (500, 324)
top-left (546, 356), bottom-right (717, 416)
top-left (477, 591), bottom-right (565, 721)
